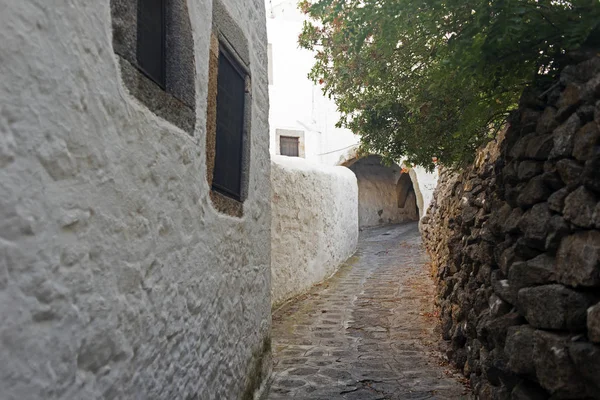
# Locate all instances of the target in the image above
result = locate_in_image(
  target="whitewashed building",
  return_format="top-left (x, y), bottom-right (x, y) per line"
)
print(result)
top-left (1, 1), bottom-right (271, 399)
top-left (265, 0), bottom-right (438, 228)
top-left (266, 0), bottom-right (359, 166)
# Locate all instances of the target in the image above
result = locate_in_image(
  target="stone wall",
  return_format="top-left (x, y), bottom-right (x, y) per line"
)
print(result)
top-left (271, 156), bottom-right (359, 307)
top-left (422, 55), bottom-right (600, 399)
top-left (0, 1), bottom-right (271, 399)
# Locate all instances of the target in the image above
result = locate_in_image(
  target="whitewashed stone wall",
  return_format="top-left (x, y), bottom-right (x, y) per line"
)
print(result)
top-left (271, 156), bottom-right (358, 306)
top-left (0, 1), bottom-right (271, 399)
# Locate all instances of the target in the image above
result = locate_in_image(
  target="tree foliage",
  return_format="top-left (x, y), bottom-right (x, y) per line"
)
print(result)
top-left (298, 0), bottom-right (600, 169)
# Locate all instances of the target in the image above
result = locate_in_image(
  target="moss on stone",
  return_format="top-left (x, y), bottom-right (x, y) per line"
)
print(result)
top-left (241, 335), bottom-right (271, 400)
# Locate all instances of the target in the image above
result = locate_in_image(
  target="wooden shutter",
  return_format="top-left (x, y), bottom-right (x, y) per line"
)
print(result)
top-left (212, 48), bottom-right (246, 200)
top-left (137, 0), bottom-right (166, 88)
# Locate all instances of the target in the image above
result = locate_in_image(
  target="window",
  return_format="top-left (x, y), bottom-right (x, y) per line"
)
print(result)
top-left (204, 0), bottom-right (252, 218)
top-left (275, 129), bottom-right (305, 158)
top-left (212, 47), bottom-right (247, 200)
top-left (137, 0), bottom-right (166, 88)
top-left (111, 0), bottom-right (195, 133)
top-left (280, 136), bottom-right (299, 157)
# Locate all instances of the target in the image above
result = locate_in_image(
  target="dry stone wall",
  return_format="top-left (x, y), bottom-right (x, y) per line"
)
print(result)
top-left (422, 55), bottom-right (600, 399)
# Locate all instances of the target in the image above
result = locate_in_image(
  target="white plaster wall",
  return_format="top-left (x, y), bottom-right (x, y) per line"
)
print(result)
top-left (410, 166), bottom-right (439, 220)
top-left (271, 156), bottom-right (358, 306)
top-left (0, 1), bottom-right (271, 399)
top-left (266, 1), bottom-right (360, 165)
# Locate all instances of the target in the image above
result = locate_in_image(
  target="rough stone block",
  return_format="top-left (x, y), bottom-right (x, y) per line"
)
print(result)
top-left (518, 203), bottom-right (551, 250)
top-left (517, 176), bottom-right (552, 208)
top-left (508, 254), bottom-right (555, 290)
top-left (483, 347), bottom-right (521, 390)
top-left (524, 135), bottom-right (555, 161)
top-left (556, 230), bottom-right (600, 287)
top-left (518, 161), bottom-right (544, 181)
top-left (533, 330), bottom-right (588, 398)
top-left (489, 293), bottom-right (512, 318)
top-left (503, 208), bottom-right (523, 235)
top-left (573, 122), bottom-right (600, 161)
top-left (563, 186), bottom-right (597, 228)
top-left (518, 284), bottom-right (596, 330)
top-left (550, 113), bottom-right (582, 158)
top-left (587, 303), bottom-right (600, 343)
top-left (541, 170), bottom-right (565, 191)
top-left (556, 84), bottom-right (583, 122)
top-left (505, 325), bottom-right (536, 376)
top-left (514, 238), bottom-right (542, 260)
top-left (556, 159), bottom-right (583, 189)
top-left (568, 341), bottom-right (600, 397)
top-left (489, 203), bottom-right (512, 235)
top-left (547, 187), bottom-right (570, 213)
top-left (561, 58), bottom-right (600, 86)
top-left (535, 106), bottom-right (558, 136)
top-left (492, 270), bottom-right (518, 305)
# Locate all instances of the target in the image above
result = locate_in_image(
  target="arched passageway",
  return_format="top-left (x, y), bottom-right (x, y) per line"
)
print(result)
top-left (396, 172), bottom-right (419, 221)
top-left (344, 155), bottom-right (420, 228)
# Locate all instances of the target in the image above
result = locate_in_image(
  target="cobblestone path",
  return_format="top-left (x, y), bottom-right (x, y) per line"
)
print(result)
top-left (266, 223), bottom-right (469, 400)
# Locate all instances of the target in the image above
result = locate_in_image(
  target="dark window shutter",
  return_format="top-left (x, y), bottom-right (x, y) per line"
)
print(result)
top-left (137, 0), bottom-right (166, 88)
top-left (212, 48), bottom-right (246, 200)
top-left (280, 136), bottom-right (299, 157)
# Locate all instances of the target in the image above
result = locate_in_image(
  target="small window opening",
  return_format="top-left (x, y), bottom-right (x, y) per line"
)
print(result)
top-left (137, 0), bottom-right (166, 88)
top-left (212, 46), bottom-right (247, 200)
top-left (280, 136), bottom-right (299, 157)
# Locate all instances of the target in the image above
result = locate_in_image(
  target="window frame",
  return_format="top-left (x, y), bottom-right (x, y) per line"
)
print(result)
top-left (275, 129), bottom-right (305, 158)
top-left (110, 0), bottom-right (196, 133)
top-left (211, 44), bottom-right (248, 201)
top-left (204, 8), bottom-right (252, 218)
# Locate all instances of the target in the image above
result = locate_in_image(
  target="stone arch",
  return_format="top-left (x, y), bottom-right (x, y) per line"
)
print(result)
top-left (340, 153), bottom-right (428, 226)
top-left (396, 173), bottom-right (419, 221)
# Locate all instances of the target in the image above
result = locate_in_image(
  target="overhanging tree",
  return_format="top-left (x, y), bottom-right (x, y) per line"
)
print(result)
top-left (298, 0), bottom-right (600, 170)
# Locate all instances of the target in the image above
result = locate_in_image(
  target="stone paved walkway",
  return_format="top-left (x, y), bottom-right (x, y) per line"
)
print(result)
top-left (266, 223), bottom-right (469, 399)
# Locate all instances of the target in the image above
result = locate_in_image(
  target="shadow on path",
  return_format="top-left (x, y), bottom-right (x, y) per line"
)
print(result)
top-left (266, 223), bottom-right (470, 400)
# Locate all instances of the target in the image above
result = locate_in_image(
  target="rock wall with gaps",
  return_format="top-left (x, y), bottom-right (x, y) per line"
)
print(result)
top-left (422, 54), bottom-right (600, 399)
top-left (271, 155), bottom-right (359, 307)
top-left (0, 1), bottom-right (271, 399)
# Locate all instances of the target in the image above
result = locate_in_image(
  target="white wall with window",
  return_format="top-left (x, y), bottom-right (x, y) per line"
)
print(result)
top-left (266, 0), bottom-right (360, 165)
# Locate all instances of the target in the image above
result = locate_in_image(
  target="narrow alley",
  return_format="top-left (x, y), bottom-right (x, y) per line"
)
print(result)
top-left (267, 223), bottom-right (469, 399)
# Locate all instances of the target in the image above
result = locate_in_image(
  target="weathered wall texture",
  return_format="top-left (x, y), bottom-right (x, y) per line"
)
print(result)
top-left (271, 156), bottom-right (358, 306)
top-left (0, 1), bottom-right (271, 399)
top-left (349, 155), bottom-right (420, 227)
top-left (422, 55), bottom-right (600, 399)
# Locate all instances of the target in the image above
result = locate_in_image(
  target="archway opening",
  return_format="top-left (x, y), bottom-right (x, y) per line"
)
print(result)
top-left (396, 173), bottom-right (419, 221)
top-left (347, 155), bottom-right (419, 228)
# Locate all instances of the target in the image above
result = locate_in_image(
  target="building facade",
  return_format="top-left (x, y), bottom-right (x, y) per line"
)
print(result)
top-left (266, 0), bottom-right (360, 166)
top-left (1, 1), bottom-right (271, 399)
